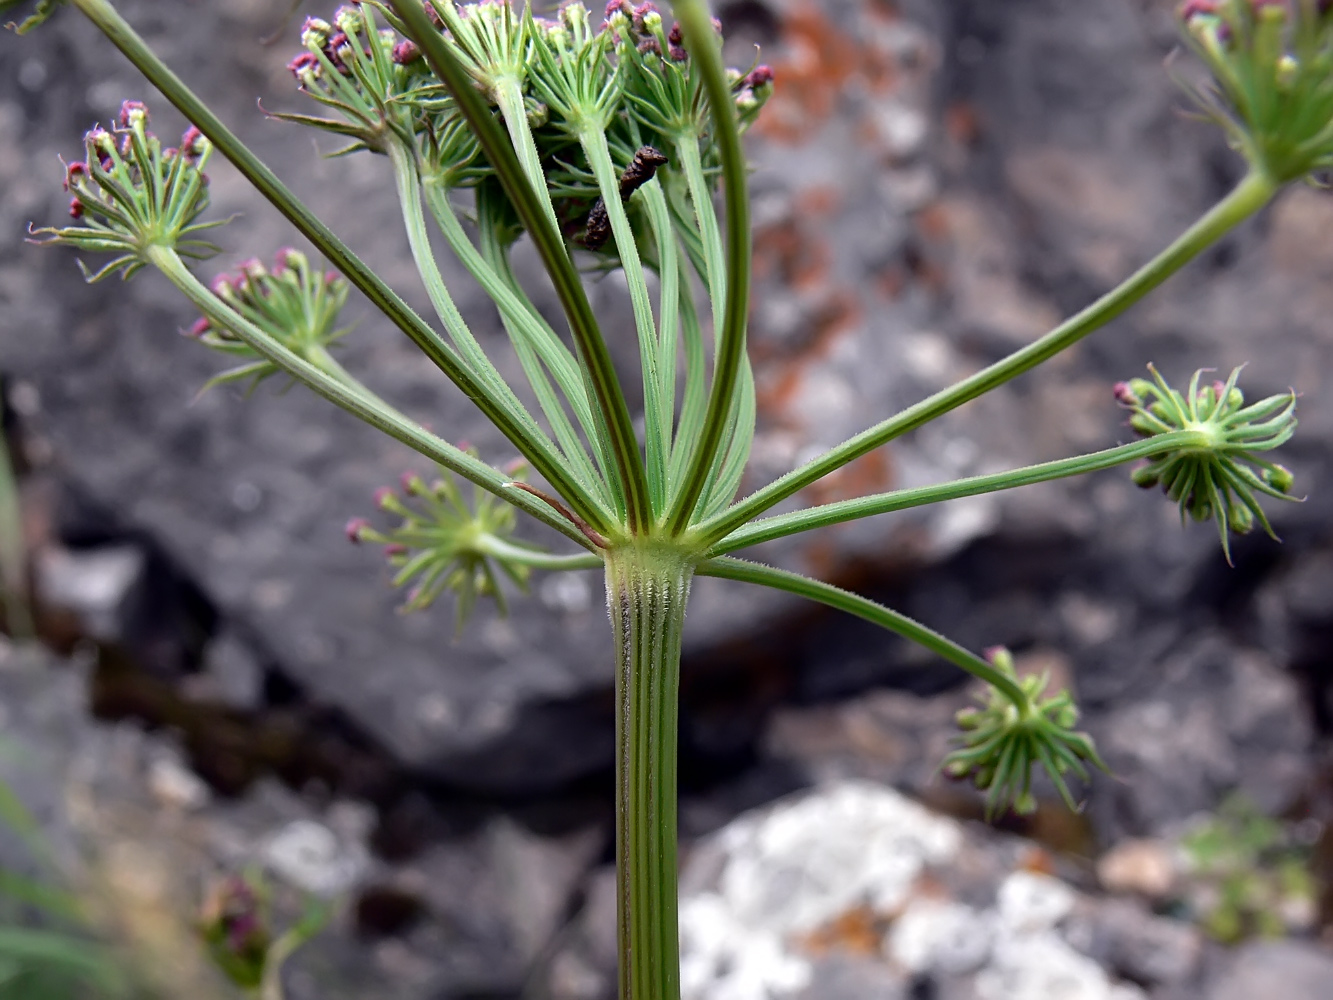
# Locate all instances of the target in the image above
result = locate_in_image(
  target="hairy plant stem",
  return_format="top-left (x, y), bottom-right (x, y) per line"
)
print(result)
top-left (698, 168), bottom-right (1279, 545)
top-left (605, 543), bottom-right (692, 1000)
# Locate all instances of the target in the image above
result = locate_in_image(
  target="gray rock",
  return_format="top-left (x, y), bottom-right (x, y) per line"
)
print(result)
top-left (1207, 940), bottom-right (1333, 1000)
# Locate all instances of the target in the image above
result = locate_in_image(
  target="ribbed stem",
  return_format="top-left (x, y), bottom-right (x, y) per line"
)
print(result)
top-left (605, 545), bottom-right (691, 1000)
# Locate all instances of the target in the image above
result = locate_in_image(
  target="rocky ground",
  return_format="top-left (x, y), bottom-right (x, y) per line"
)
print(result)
top-left (2, 0), bottom-right (1333, 997)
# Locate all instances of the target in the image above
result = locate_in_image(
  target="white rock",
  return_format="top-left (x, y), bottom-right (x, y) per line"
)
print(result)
top-left (996, 871), bottom-right (1076, 935)
top-left (887, 897), bottom-right (992, 976)
top-left (264, 819), bottom-right (366, 897)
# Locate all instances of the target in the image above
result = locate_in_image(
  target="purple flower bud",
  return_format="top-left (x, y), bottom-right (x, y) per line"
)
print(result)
top-left (238, 257), bottom-right (266, 281)
top-left (64, 161), bottom-right (87, 191)
top-left (400, 470), bottom-right (424, 494)
top-left (392, 39), bottom-right (422, 64)
top-left (638, 36), bottom-right (662, 55)
top-left (1112, 381), bottom-right (1139, 407)
top-left (68, 198), bottom-right (84, 219)
top-left (669, 44), bottom-right (687, 61)
top-left (384, 542), bottom-right (409, 557)
top-left (345, 516), bottom-right (370, 542)
top-left (631, 1), bottom-right (657, 31)
top-left (1180, 0), bottom-right (1217, 19)
top-left (117, 100), bottom-right (149, 128)
top-left (604, 0), bottom-right (632, 23)
top-left (273, 247), bottom-right (303, 273)
top-left (181, 125), bottom-right (205, 158)
top-left (288, 51), bottom-right (321, 81)
top-left (667, 21), bottom-right (683, 44)
top-left (424, 0), bottom-right (444, 28)
top-left (374, 486), bottom-right (395, 509)
top-left (211, 273), bottom-right (234, 296)
top-left (189, 316), bottom-right (212, 338)
top-left (746, 64), bottom-right (775, 88)
top-left (325, 270), bottom-right (341, 286)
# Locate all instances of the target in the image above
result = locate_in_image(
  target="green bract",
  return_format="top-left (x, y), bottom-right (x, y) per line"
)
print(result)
top-left (1181, 0), bottom-right (1333, 183)
top-left (31, 102), bottom-right (223, 281)
top-left (1116, 365), bottom-right (1298, 561)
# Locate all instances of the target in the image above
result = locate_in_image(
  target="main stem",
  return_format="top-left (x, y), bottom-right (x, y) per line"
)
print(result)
top-left (605, 544), bottom-right (691, 1000)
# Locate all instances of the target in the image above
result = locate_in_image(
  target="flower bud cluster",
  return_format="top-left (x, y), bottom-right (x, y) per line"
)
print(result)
top-left (1179, 0), bottom-right (1333, 182)
top-left (942, 648), bottom-right (1106, 818)
top-left (1116, 364), bottom-right (1297, 560)
top-left (281, 1), bottom-right (775, 261)
top-left (199, 874), bottom-right (271, 989)
top-left (33, 101), bottom-right (221, 281)
top-left (189, 248), bottom-right (350, 391)
top-left (347, 453), bottom-right (540, 628)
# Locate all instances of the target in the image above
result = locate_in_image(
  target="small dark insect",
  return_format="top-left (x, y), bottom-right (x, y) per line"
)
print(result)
top-left (584, 198), bottom-right (612, 250)
top-left (619, 145), bottom-right (670, 199)
top-left (583, 146), bottom-right (669, 249)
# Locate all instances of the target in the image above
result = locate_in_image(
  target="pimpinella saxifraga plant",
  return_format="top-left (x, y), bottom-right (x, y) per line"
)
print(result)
top-left (10, 0), bottom-right (1316, 995)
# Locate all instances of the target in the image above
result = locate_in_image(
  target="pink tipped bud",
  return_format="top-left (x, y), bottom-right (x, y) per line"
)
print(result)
top-left (604, 0), bottom-right (631, 22)
top-left (288, 52), bottom-right (320, 80)
top-left (211, 273), bottom-right (235, 296)
top-left (188, 316), bottom-right (212, 338)
top-left (638, 36), bottom-right (662, 55)
top-left (1112, 381), bottom-right (1139, 407)
top-left (374, 486), bottom-right (395, 509)
top-left (274, 247), bottom-right (303, 273)
top-left (1180, 0), bottom-right (1217, 18)
top-left (181, 125), bottom-right (205, 158)
top-left (746, 64), bottom-right (774, 88)
top-left (668, 21), bottom-right (683, 44)
top-left (392, 39), bottom-right (422, 64)
top-left (117, 100), bottom-right (149, 128)
top-left (324, 270), bottom-right (341, 286)
top-left (345, 516), bottom-right (371, 542)
top-left (68, 198), bottom-right (85, 219)
top-left (631, 1), bottom-right (657, 30)
top-left (400, 470), bottom-right (424, 494)
top-left (384, 543), bottom-right (409, 557)
top-left (63, 161), bottom-right (87, 191)
top-left (237, 257), bottom-right (266, 281)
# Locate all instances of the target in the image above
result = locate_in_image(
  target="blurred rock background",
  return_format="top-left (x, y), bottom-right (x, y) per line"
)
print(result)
top-left (1, 0), bottom-right (1333, 996)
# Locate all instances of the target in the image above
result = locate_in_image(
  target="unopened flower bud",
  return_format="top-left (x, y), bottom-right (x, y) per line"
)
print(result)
top-left (181, 126), bottom-right (206, 158)
top-left (746, 64), bottom-right (775, 89)
top-left (302, 16), bottom-right (332, 47)
top-left (374, 486), bottom-right (396, 509)
top-left (1180, 0), bottom-right (1218, 20)
top-left (1112, 381), bottom-right (1140, 407)
top-left (384, 542), bottom-right (409, 557)
top-left (117, 100), bottom-right (149, 128)
top-left (288, 52), bottom-right (321, 82)
top-left (345, 516), bottom-right (371, 542)
top-left (401, 470), bottom-right (427, 495)
top-left (1131, 464), bottom-right (1160, 489)
top-left (1263, 464), bottom-right (1294, 493)
top-left (392, 39), bottom-right (422, 64)
top-left (188, 316), bottom-right (212, 338)
top-left (64, 161), bottom-right (87, 191)
top-left (68, 197), bottom-right (84, 219)
top-left (424, 0), bottom-right (445, 28)
top-left (1227, 502), bottom-right (1255, 534)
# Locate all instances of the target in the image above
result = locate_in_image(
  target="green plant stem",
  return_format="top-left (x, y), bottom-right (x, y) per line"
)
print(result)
top-left (604, 543), bottom-right (691, 1000)
top-left (148, 245), bottom-right (597, 551)
top-left (473, 535), bottom-right (603, 571)
top-left (0, 424), bottom-right (33, 640)
top-left (709, 429), bottom-right (1208, 554)
top-left (665, 0), bottom-right (752, 536)
top-left (66, 0), bottom-right (614, 533)
top-left (582, 131), bottom-right (669, 515)
top-left (697, 555), bottom-right (1029, 706)
top-left (390, 0), bottom-right (653, 534)
top-left (697, 169), bottom-right (1279, 546)
top-left (420, 179), bottom-right (614, 503)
